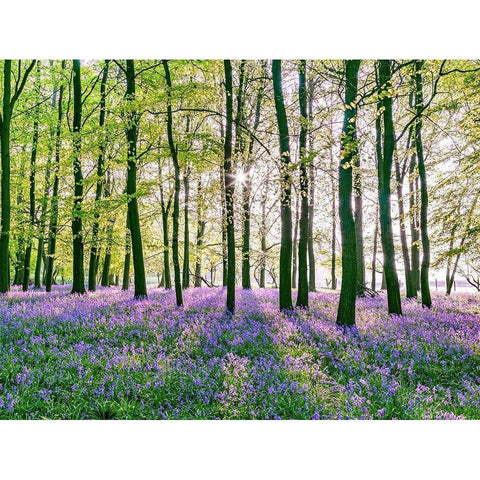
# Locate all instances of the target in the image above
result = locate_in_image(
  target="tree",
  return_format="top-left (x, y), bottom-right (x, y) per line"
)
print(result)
top-left (124, 59), bottom-right (147, 299)
top-left (162, 59), bottom-right (183, 307)
top-left (0, 60), bottom-right (36, 293)
top-left (336, 60), bottom-right (360, 327)
top-left (45, 61), bottom-right (65, 292)
top-left (71, 59), bottom-right (86, 295)
top-left (272, 60), bottom-right (293, 311)
top-left (88, 60), bottom-right (110, 291)
top-left (414, 60), bottom-right (432, 308)
top-left (223, 60), bottom-right (236, 313)
top-left (376, 60), bottom-right (402, 315)
top-left (296, 59), bottom-right (309, 309)
top-left (22, 61), bottom-right (41, 291)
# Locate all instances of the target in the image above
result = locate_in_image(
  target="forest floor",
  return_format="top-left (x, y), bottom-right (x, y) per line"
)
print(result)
top-left (0, 285), bottom-right (479, 419)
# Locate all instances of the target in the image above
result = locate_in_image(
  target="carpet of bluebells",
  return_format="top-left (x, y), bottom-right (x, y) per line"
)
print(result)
top-left (0, 285), bottom-right (479, 420)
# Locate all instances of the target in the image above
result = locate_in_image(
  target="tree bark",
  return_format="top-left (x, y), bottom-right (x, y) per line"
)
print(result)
top-left (272, 60), bottom-right (293, 311)
top-left (296, 59), bottom-right (309, 308)
top-left (223, 60), bottom-right (236, 313)
top-left (0, 60), bottom-right (35, 293)
top-left (159, 165), bottom-right (172, 290)
top-left (336, 60), bottom-right (360, 327)
top-left (182, 166), bottom-right (190, 289)
top-left (394, 144), bottom-right (416, 298)
top-left (125, 59), bottom-right (147, 299)
top-left (71, 60), bottom-right (86, 294)
top-left (22, 62), bottom-right (41, 291)
top-left (88, 60), bottom-right (109, 291)
top-left (35, 61), bottom-right (56, 289)
top-left (377, 60), bottom-right (402, 315)
top-left (45, 61), bottom-right (65, 292)
top-left (409, 151), bottom-right (420, 292)
top-left (292, 190), bottom-right (299, 289)
top-left (414, 60), bottom-right (432, 308)
top-left (354, 146), bottom-right (365, 287)
top-left (330, 137), bottom-right (337, 290)
top-left (122, 215), bottom-right (131, 291)
top-left (163, 59), bottom-right (183, 307)
top-left (372, 207), bottom-right (379, 290)
top-left (194, 180), bottom-right (206, 288)
top-left (307, 78), bottom-right (316, 292)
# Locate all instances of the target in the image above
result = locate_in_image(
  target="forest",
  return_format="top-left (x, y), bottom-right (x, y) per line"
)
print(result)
top-left (0, 59), bottom-right (479, 420)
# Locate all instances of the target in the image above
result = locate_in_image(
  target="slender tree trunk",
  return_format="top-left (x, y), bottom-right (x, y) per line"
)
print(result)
top-left (159, 167), bottom-right (172, 290)
top-left (0, 60), bottom-right (35, 292)
top-left (241, 63), bottom-right (265, 290)
top-left (354, 148), bottom-right (365, 287)
top-left (35, 62), bottom-right (56, 289)
top-left (125, 59), bottom-right (147, 299)
top-left (272, 60), bottom-right (293, 311)
top-left (296, 59), bottom-right (309, 308)
top-left (395, 152), bottom-right (415, 298)
top-left (307, 79), bottom-right (315, 292)
top-left (336, 60), bottom-right (360, 327)
top-left (220, 164), bottom-right (228, 286)
top-left (101, 168), bottom-right (114, 287)
top-left (259, 183), bottom-right (267, 288)
top-left (88, 60), bottom-right (109, 291)
top-left (163, 60), bottom-right (183, 307)
top-left (22, 62), bottom-right (41, 292)
top-left (71, 60), bottom-right (86, 294)
top-left (372, 208), bottom-right (379, 290)
top-left (409, 151), bottom-right (420, 292)
top-left (377, 60), bottom-right (402, 315)
top-left (45, 61), bottom-right (65, 292)
top-left (330, 141), bottom-right (337, 290)
top-left (0, 61), bottom-right (13, 292)
top-left (194, 180), bottom-right (205, 288)
top-left (414, 60), bottom-right (432, 308)
top-left (122, 215), bottom-right (131, 291)
top-left (223, 60), bottom-right (236, 313)
top-left (182, 166), bottom-right (190, 289)
top-left (292, 190), bottom-right (299, 289)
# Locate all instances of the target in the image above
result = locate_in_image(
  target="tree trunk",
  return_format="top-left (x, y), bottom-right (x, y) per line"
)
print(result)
top-left (22, 62), bottom-right (41, 292)
top-left (100, 167), bottom-right (114, 287)
top-left (71, 60), bottom-right (86, 294)
top-left (414, 60), bottom-right (432, 308)
top-left (296, 59), bottom-right (309, 309)
top-left (409, 152), bottom-right (420, 292)
top-left (372, 208), bottom-right (379, 290)
top-left (125, 59), bottom-right (147, 299)
top-left (272, 60), bottom-right (293, 311)
top-left (241, 62), bottom-right (265, 290)
top-left (223, 60), bottom-right (236, 313)
top-left (330, 139), bottom-right (337, 290)
top-left (394, 136), bottom-right (416, 298)
top-left (194, 180), bottom-right (205, 288)
top-left (259, 183), bottom-right (267, 288)
top-left (354, 146), bottom-right (365, 287)
top-left (182, 166), bottom-right (190, 289)
top-left (336, 60), bottom-right (360, 327)
top-left (163, 60), bottom-right (183, 307)
top-left (45, 61), bottom-right (65, 292)
top-left (159, 166), bottom-right (172, 290)
top-left (292, 191), bottom-right (299, 289)
top-left (377, 60), bottom-right (402, 315)
top-left (122, 216), bottom-right (131, 291)
top-left (307, 78), bottom-right (316, 292)
top-left (88, 60), bottom-right (109, 291)
top-left (35, 62), bottom-right (56, 289)
top-left (1, 61), bottom-right (13, 292)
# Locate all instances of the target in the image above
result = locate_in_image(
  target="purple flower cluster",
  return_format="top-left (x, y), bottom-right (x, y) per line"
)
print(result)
top-left (0, 285), bottom-right (478, 419)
